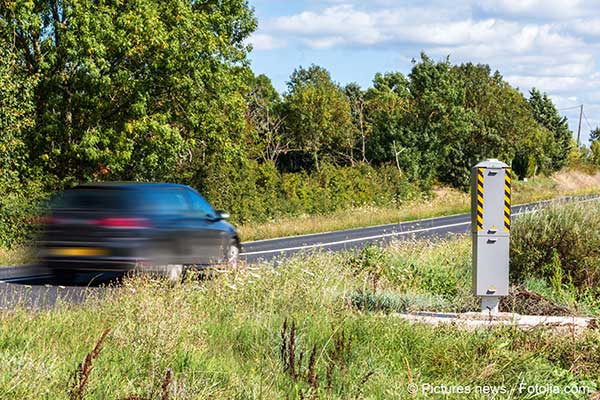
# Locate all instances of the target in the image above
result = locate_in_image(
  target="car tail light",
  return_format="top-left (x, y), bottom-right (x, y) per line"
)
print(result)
top-left (92, 218), bottom-right (150, 228)
top-left (33, 216), bottom-right (61, 225)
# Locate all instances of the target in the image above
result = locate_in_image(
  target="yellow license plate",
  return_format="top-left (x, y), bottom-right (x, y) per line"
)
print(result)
top-left (48, 247), bottom-right (109, 257)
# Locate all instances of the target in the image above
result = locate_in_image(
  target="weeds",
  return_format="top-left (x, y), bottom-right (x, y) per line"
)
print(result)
top-left (280, 318), bottom-right (299, 381)
top-left (120, 369), bottom-right (172, 400)
top-left (70, 328), bottom-right (111, 400)
top-left (279, 319), bottom-right (358, 399)
top-left (347, 246), bottom-right (389, 292)
top-left (161, 369), bottom-right (172, 400)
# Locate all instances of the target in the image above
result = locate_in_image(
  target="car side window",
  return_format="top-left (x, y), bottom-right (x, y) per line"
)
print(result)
top-left (186, 190), bottom-right (216, 219)
top-left (144, 188), bottom-right (190, 215)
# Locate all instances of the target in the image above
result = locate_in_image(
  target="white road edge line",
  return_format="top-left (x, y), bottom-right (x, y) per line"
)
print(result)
top-left (240, 220), bottom-right (471, 256)
top-left (0, 274), bottom-right (55, 283)
top-left (239, 202), bottom-right (595, 257)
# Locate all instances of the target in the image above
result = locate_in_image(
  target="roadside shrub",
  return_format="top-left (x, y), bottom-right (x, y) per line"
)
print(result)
top-left (0, 179), bottom-right (49, 248)
top-left (0, 160), bottom-right (417, 247)
top-left (346, 245), bottom-right (391, 291)
top-left (510, 201), bottom-right (600, 293)
top-left (199, 161), bottom-right (418, 225)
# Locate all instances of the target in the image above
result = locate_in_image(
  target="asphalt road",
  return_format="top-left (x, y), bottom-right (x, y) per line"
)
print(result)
top-left (1, 195), bottom-right (598, 309)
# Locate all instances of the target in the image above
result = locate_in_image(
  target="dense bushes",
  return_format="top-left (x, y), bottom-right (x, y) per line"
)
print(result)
top-left (0, 180), bottom-right (49, 248)
top-left (201, 161), bottom-right (416, 225)
top-left (510, 202), bottom-right (600, 294)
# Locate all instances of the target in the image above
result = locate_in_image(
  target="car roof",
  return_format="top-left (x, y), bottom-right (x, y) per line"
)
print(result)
top-left (75, 182), bottom-right (192, 190)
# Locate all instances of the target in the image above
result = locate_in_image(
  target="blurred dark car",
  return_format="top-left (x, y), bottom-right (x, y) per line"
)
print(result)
top-left (37, 183), bottom-right (241, 279)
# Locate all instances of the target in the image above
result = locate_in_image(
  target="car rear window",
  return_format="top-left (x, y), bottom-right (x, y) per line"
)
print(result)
top-left (50, 188), bottom-right (132, 210)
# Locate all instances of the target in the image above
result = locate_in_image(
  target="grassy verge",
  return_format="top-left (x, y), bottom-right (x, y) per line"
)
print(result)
top-left (0, 246), bottom-right (35, 267)
top-left (1, 229), bottom-right (599, 398)
top-left (240, 169), bottom-right (600, 241)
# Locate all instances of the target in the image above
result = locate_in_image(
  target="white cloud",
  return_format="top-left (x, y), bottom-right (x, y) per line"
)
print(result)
top-left (478, 0), bottom-right (586, 19)
top-left (248, 33), bottom-right (286, 51)
top-left (505, 75), bottom-right (586, 92)
top-left (570, 18), bottom-right (600, 36)
top-left (270, 5), bottom-right (584, 51)
top-left (273, 5), bottom-right (383, 45)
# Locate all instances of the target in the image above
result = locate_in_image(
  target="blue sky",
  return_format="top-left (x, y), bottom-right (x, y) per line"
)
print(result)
top-left (248, 0), bottom-right (600, 143)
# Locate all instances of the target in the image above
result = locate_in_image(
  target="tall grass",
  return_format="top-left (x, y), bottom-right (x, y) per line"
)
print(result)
top-left (1, 236), bottom-right (599, 398)
top-left (511, 201), bottom-right (600, 304)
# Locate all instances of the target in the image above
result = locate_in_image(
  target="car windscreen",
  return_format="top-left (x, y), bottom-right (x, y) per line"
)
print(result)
top-left (49, 188), bottom-right (132, 211)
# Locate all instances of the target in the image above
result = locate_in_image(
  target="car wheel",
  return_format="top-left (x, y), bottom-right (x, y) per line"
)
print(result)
top-left (163, 264), bottom-right (184, 282)
top-left (140, 264), bottom-right (184, 282)
top-left (226, 240), bottom-right (240, 267)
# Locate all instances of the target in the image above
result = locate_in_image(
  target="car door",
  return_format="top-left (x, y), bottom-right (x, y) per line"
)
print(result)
top-left (184, 188), bottom-right (227, 265)
top-left (143, 188), bottom-right (191, 265)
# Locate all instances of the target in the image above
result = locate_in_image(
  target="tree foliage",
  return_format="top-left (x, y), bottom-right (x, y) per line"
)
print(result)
top-left (528, 88), bottom-right (573, 171)
top-left (245, 74), bottom-right (286, 163)
top-left (0, 45), bottom-right (37, 186)
top-left (589, 127), bottom-right (600, 166)
top-left (362, 55), bottom-right (562, 187)
top-left (1, 0), bottom-right (256, 184)
top-left (283, 65), bottom-right (354, 170)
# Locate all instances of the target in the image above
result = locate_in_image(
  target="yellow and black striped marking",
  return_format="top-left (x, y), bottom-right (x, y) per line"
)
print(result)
top-left (476, 168), bottom-right (484, 231)
top-left (504, 168), bottom-right (511, 231)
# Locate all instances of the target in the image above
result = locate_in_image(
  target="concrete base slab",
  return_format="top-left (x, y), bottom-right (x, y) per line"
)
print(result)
top-left (396, 311), bottom-right (598, 332)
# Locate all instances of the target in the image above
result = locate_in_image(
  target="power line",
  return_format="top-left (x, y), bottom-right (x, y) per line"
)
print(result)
top-left (577, 104), bottom-right (583, 146)
top-left (558, 105), bottom-right (584, 112)
top-left (582, 110), bottom-right (595, 131)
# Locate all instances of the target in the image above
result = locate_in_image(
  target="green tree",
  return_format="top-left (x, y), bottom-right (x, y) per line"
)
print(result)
top-left (363, 72), bottom-right (422, 180)
top-left (364, 55), bottom-right (556, 187)
top-left (452, 63), bottom-right (552, 182)
top-left (590, 127), bottom-right (600, 142)
top-left (405, 54), bottom-right (474, 188)
top-left (0, 0), bottom-right (256, 184)
top-left (283, 65), bottom-right (354, 170)
top-left (589, 127), bottom-right (600, 166)
top-left (528, 88), bottom-right (573, 171)
top-left (0, 46), bottom-right (37, 186)
top-left (0, 44), bottom-right (50, 247)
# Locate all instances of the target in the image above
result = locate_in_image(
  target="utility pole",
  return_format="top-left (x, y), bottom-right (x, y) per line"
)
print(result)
top-left (577, 104), bottom-right (583, 147)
